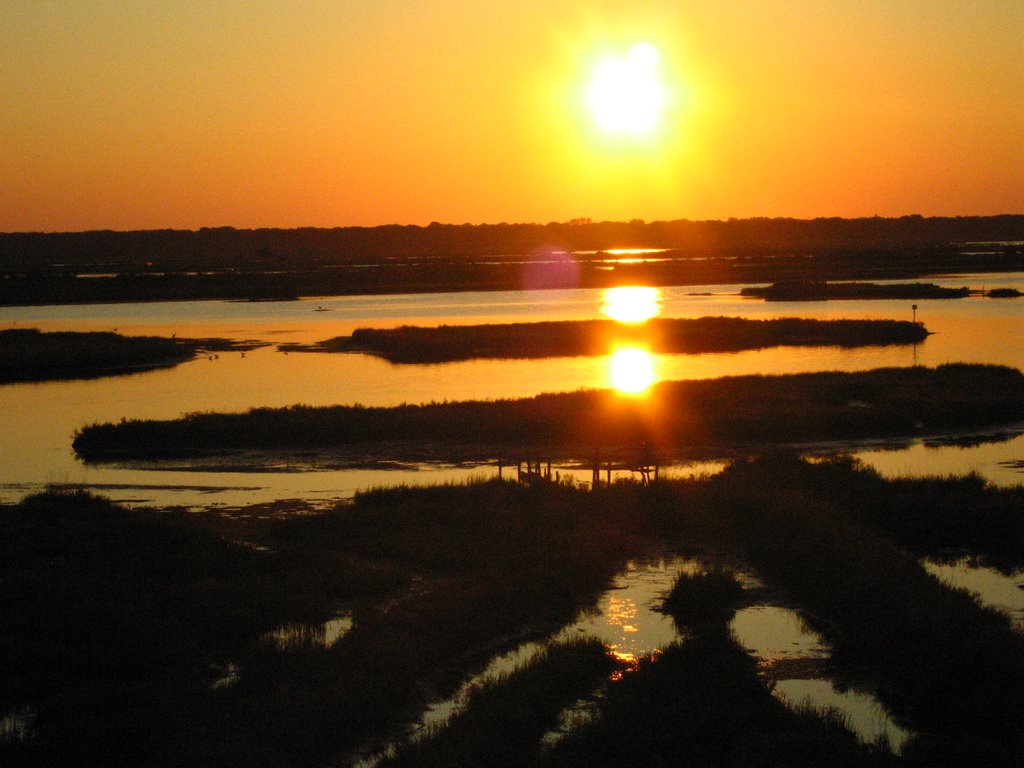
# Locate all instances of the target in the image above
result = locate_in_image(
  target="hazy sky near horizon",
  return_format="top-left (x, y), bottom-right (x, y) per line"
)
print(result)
top-left (2, 1), bottom-right (1022, 232)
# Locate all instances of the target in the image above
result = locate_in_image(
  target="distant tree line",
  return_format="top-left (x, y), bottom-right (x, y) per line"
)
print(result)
top-left (3, 215), bottom-right (1022, 269)
top-left (1, 216), bottom-right (1021, 305)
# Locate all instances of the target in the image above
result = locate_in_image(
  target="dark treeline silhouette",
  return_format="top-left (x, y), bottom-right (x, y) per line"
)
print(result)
top-left (2, 215), bottom-right (1022, 305)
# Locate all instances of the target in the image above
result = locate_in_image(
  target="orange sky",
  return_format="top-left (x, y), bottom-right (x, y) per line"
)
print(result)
top-left (2, 1), bottom-right (1022, 232)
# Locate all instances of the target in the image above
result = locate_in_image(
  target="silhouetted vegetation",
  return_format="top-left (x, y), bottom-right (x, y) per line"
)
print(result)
top-left (740, 281), bottom-right (970, 301)
top-left (661, 567), bottom-right (748, 630)
top-left (2, 216), bottom-right (1021, 305)
top-left (987, 287), bottom-right (1022, 298)
top-left (1, 480), bottom-right (649, 767)
top-left (540, 633), bottom-right (894, 768)
top-left (380, 639), bottom-right (619, 768)
top-left (287, 317), bottom-right (929, 363)
top-left (7, 455), bottom-right (1024, 765)
top-left (710, 454), bottom-right (1024, 766)
top-left (73, 364), bottom-right (1024, 462)
top-left (0, 490), bottom-right (354, 766)
top-left (0, 328), bottom-right (197, 383)
top-left (0, 328), bottom-right (264, 383)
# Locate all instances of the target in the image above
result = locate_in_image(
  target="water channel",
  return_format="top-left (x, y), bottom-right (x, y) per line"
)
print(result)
top-left (2, 273), bottom-right (1022, 507)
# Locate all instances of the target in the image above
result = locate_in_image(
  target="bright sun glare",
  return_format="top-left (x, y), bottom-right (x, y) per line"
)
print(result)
top-left (602, 286), bottom-right (661, 323)
top-left (587, 42), bottom-right (667, 136)
top-left (609, 348), bottom-right (656, 394)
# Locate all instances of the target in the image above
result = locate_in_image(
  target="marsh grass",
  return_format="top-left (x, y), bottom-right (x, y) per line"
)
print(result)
top-left (72, 364), bottom-right (1024, 462)
top-left (740, 281), bottom-right (970, 301)
top-left (711, 454), bottom-right (1024, 765)
top-left (661, 567), bottom-right (748, 630)
top-left (0, 327), bottom-right (264, 383)
top-left (0, 328), bottom-right (197, 383)
top-left (540, 633), bottom-right (894, 768)
top-left (7, 461), bottom-right (1024, 766)
top-left (291, 317), bottom-right (929, 363)
top-left (379, 639), bottom-right (618, 767)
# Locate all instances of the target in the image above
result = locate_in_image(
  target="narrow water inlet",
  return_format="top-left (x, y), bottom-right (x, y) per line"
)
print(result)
top-left (924, 559), bottom-right (1024, 626)
top-left (355, 555), bottom-right (915, 763)
top-left (730, 604), bottom-right (911, 752)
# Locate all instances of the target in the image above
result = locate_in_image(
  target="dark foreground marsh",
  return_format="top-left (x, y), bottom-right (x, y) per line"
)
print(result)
top-left (4, 457), bottom-right (1024, 766)
top-left (283, 317), bottom-right (930, 363)
top-left (73, 364), bottom-right (1024, 463)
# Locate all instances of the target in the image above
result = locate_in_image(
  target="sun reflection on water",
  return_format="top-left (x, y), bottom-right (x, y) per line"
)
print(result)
top-left (609, 347), bottom-right (657, 394)
top-left (602, 286), bottom-right (661, 323)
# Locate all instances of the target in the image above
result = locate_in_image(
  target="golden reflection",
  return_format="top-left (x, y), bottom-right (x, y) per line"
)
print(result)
top-left (609, 347), bottom-right (657, 394)
top-left (602, 286), bottom-right (661, 323)
top-left (605, 248), bottom-right (668, 256)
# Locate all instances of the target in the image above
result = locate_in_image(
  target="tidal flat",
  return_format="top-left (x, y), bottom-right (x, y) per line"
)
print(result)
top-left (3, 455), bottom-right (1023, 767)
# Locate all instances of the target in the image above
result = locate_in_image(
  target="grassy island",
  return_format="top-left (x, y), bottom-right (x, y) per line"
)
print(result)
top-left (72, 364), bottom-right (1024, 462)
top-left (5, 457), bottom-right (1024, 766)
top-left (0, 328), bottom-right (262, 384)
top-left (283, 317), bottom-right (930, 363)
top-left (740, 281), bottom-right (970, 301)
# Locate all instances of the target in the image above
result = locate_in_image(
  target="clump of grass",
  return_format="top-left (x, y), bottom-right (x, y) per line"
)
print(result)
top-left (661, 567), bottom-right (747, 630)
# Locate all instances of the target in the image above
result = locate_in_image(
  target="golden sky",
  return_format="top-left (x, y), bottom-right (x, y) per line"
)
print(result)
top-left (2, 1), bottom-right (1022, 232)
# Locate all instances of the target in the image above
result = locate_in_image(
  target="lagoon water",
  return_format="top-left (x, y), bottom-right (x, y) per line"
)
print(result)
top-left (1, 273), bottom-right (1022, 507)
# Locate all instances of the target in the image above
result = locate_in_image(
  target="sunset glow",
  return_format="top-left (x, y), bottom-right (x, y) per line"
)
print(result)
top-left (0, 3), bottom-right (1020, 231)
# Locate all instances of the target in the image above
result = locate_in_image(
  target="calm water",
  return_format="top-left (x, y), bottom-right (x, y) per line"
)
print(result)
top-left (1, 273), bottom-right (1022, 506)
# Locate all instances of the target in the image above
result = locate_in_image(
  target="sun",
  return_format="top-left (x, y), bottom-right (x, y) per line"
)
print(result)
top-left (586, 42), bottom-right (667, 136)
